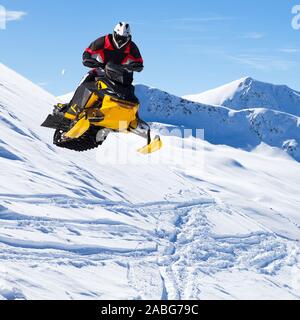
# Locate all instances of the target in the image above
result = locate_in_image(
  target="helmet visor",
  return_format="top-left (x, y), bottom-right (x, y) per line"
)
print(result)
top-left (114, 32), bottom-right (131, 48)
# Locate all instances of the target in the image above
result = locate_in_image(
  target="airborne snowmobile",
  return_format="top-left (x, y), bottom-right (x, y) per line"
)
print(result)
top-left (41, 63), bottom-right (162, 154)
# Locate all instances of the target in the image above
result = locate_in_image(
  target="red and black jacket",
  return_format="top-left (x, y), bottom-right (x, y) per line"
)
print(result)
top-left (83, 34), bottom-right (144, 72)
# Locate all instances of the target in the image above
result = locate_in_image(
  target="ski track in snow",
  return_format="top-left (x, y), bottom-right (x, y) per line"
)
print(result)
top-left (158, 202), bottom-right (300, 299)
top-left (1, 189), bottom-right (299, 300)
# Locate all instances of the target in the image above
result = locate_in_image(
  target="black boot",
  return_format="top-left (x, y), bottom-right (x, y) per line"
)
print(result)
top-left (53, 103), bottom-right (70, 115)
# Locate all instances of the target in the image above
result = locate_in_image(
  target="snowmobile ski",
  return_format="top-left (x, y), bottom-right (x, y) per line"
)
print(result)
top-left (138, 135), bottom-right (163, 154)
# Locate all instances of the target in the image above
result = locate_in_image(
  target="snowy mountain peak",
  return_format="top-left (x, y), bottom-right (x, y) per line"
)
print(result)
top-left (240, 76), bottom-right (258, 90)
top-left (135, 83), bottom-right (300, 161)
top-left (236, 76), bottom-right (253, 86)
top-left (184, 77), bottom-right (300, 117)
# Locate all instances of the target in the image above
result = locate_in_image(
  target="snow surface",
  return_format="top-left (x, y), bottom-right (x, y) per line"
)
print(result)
top-left (57, 92), bottom-right (73, 103)
top-left (1, 63), bottom-right (300, 300)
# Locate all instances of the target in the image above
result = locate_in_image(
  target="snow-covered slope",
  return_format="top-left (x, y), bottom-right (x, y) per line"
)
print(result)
top-left (57, 92), bottom-right (73, 103)
top-left (1, 64), bottom-right (300, 300)
top-left (184, 77), bottom-right (300, 117)
top-left (136, 85), bottom-right (300, 161)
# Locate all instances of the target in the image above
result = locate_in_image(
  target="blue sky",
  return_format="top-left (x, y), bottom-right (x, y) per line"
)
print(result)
top-left (0, 0), bottom-right (300, 97)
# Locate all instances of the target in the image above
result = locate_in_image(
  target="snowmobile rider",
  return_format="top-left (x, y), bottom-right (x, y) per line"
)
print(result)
top-left (55, 22), bottom-right (144, 115)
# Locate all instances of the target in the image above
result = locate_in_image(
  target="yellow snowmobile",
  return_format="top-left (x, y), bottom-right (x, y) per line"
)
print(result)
top-left (41, 63), bottom-right (162, 154)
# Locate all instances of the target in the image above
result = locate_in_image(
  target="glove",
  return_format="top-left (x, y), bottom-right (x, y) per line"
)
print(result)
top-left (83, 58), bottom-right (104, 69)
top-left (124, 63), bottom-right (144, 72)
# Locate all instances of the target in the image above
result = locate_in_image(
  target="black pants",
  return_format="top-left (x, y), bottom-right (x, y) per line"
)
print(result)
top-left (68, 73), bottom-right (97, 112)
